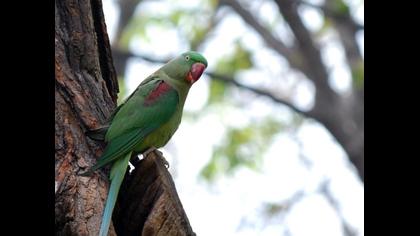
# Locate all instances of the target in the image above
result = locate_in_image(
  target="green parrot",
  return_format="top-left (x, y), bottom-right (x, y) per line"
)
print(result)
top-left (82, 51), bottom-right (207, 236)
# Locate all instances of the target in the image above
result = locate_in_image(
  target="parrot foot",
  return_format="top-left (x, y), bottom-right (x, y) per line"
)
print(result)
top-left (142, 147), bottom-right (169, 169)
top-left (159, 156), bottom-right (170, 169)
top-left (142, 146), bottom-right (161, 157)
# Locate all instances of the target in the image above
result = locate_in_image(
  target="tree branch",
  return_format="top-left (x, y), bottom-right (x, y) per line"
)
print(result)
top-left (323, 0), bottom-right (364, 95)
top-left (112, 48), bottom-right (171, 64)
top-left (206, 72), bottom-right (315, 119)
top-left (319, 180), bottom-right (358, 236)
top-left (270, 1), bottom-right (366, 181)
top-left (219, 0), bottom-right (305, 72)
top-left (273, 0), bottom-right (336, 100)
top-left (221, 0), bottom-right (341, 127)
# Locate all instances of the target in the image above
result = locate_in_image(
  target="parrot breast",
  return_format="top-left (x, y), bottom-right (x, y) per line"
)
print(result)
top-left (134, 109), bottom-right (182, 153)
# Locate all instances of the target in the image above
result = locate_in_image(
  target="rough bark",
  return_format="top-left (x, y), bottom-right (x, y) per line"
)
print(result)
top-left (55, 0), bottom-right (118, 235)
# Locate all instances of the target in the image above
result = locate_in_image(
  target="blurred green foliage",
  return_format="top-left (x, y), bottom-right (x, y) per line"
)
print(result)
top-left (207, 42), bottom-right (253, 104)
top-left (119, 1), bottom-right (215, 50)
top-left (201, 117), bottom-right (283, 181)
top-left (215, 42), bottom-right (253, 76)
top-left (198, 41), bottom-right (285, 182)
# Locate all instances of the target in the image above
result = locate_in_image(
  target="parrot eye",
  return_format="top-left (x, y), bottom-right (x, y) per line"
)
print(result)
top-left (185, 55), bottom-right (190, 61)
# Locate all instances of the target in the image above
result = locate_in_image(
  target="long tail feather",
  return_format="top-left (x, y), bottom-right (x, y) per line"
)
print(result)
top-left (98, 151), bottom-right (131, 236)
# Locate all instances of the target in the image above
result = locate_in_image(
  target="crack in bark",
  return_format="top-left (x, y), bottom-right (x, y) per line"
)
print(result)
top-left (90, 0), bottom-right (119, 100)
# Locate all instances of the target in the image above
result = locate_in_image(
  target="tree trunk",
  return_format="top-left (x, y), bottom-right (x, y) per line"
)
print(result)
top-left (55, 0), bottom-right (118, 234)
top-left (55, 0), bottom-right (195, 235)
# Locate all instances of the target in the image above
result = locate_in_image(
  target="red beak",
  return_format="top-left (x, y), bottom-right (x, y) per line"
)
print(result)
top-left (187, 63), bottom-right (206, 84)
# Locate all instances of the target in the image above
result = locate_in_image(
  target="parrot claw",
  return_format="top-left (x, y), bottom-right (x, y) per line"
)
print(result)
top-left (155, 149), bottom-right (164, 156)
top-left (142, 146), bottom-right (158, 157)
top-left (155, 152), bottom-right (170, 169)
top-left (142, 147), bottom-right (169, 169)
top-left (160, 157), bottom-right (170, 169)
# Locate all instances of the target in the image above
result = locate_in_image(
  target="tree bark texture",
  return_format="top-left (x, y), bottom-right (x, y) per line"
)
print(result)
top-left (55, 0), bottom-right (195, 235)
top-left (55, 0), bottom-right (119, 234)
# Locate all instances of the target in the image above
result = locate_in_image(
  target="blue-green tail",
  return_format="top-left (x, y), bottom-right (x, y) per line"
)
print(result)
top-left (99, 152), bottom-right (132, 236)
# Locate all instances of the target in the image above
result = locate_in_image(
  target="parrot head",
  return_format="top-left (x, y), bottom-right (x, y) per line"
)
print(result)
top-left (163, 51), bottom-right (208, 85)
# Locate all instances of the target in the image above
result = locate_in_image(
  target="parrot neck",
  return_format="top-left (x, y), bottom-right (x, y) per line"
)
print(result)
top-left (159, 71), bottom-right (191, 107)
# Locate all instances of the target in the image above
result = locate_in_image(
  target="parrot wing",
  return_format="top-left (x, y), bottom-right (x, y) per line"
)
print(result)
top-left (88, 78), bottom-right (179, 172)
top-left (108, 75), bottom-right (160, 123)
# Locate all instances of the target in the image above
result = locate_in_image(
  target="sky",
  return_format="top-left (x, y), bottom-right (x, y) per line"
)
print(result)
top-left (102, 0), bottom-right (364, 235)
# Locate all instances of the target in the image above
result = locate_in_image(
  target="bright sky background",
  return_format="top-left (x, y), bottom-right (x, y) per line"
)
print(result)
top-left (102, 0), bottom-right (364, 235)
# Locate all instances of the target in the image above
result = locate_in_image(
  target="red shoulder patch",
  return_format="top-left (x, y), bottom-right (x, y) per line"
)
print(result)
top-left (144, 81), bottom-right (173, 106)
